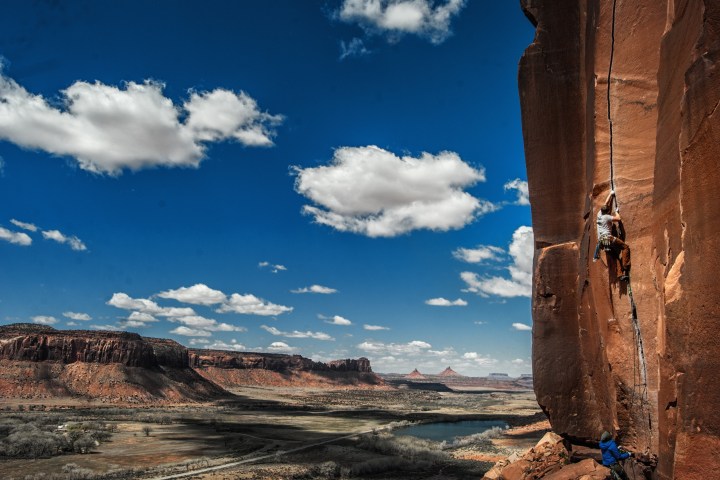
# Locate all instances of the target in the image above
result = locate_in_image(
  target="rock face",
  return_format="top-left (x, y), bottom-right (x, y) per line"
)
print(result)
top-left (438, 367), bottom-right (461, 377)
top-left (0, 324), bottom-right (379, 401)
top-left (519, 1), bottom-right (720, 478)
top-left (188, 350), bottom-right (372, 373)
top-left (0, 324), bottom-right (160, 367)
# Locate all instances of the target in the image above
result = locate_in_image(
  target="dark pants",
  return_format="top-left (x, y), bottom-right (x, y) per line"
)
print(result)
top-left (605, 235), bottom-right (631, 274)
top-left (609, 462), bottom-right (629, 480)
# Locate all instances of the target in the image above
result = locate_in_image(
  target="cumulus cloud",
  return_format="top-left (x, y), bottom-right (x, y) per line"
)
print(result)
top-left (31, 315), bottom-right (57, 325)
top-left (156, 283), bottom-right (227, 305)
top-left (323, 315), bottom-right (352, 326)
top-left (62, 311), bottom-right (91, 321)
top-left (512, 322), bottom-right (532, 331)
top-left (10, 219), bottom-right (37, 232)
top-left (42, 229), bottom-right (87, 251)
top-left (0, 226), bottom-right (31, 246)
top-left (170, 326), bottom-right (212, 337)
top-left (424, 297), bottom-right (467, 307)
top-left (170, 314), bottom-right (246, 333)
top-left (452, 245), bottom-right (504, 264)
top-left (268, 341), bottom-right (295, 353)
top-left (91, 324), bottom-right (125, 331)
top-left (260, 325), bottom-right (335, 341)
top-left (357, 340), bottom-right (432, 355)
top-left (216, 293), bottom-right (293, 316)
top-left (0, 71), bottom-right (282, 175)
top-left (461, 226), bottom-right (534, 297)
top-left (295, 146), bottom-right (494, 237)
top-left (188, 338), bottom-right (210, 346)
top-left (462, 351), bottom-right (498, 366)
top-left (205, 340), bottom-right (246, 351)
top-left (504, 179), bottom-right (530, 206)
top-left (339, 38), bottom-right (371, 60)
top-left (363, 324), bottom-right (390, 331)
top-left (337, 0), bottom-right (466, 44)
top-left (107, 292), bottom-right (196, 317)
top-left (258, 261), bottom-right (287, 273)
top-left (261, 325), bottom-right (334, 341)
top-left (291, 284), bottom-right (337, 294)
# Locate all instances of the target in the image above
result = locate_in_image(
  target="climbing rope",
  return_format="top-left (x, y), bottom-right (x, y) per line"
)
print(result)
top-left (606, 0), bottom-right (652, 453)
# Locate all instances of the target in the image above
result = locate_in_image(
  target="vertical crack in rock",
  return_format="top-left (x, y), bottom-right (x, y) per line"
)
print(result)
top-left (519, 0), bottom-right (720, 478)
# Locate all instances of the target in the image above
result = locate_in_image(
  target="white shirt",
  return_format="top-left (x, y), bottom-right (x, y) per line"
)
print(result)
top-left (596, 211), bottom-right (614, 238)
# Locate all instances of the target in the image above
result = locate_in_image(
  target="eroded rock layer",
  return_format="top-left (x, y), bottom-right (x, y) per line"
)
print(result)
top-left (519, 1), bottom-right (720, 478)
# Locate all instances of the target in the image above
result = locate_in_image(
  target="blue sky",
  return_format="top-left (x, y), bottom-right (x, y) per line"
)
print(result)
top-left (0, 1), bottom-right (535, 376)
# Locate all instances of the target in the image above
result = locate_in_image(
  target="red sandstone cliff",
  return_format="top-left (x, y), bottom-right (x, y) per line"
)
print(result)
top-left (519, 1), bottom-right (720, 478)
top-left (0, 324), bottom-right (380, 401)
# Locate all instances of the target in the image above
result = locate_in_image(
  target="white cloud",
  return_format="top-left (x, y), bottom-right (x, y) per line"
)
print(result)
top-left (462, 351), bottom-right (498, 366)
top-left (62, 311), bottom-right (91, 321)
top-left (461, 226), bottom-right (534, 298)
top-left (337, 0), bottom-right (466, 44)
top-left (295, 146), bottom-right (494, 237)
top-left (261, 325), bottom-right (334, 341)
top-left (0, 226), bottom-right (31, 246)
top-left (268, 341), bottom-right (295, 353)
top-left (216, 293), bottom-right (293, 316)
top-left (0, 72), bottom-right (282, 175)
top-left (10, 219), bottom-right (37, 232)
top-left (167, 314), bottom-right (246, 332)
top-left (504, 178), bottom-right (530, 206)
top-left (363, 324), bottom-right (390, 331)
top-left (121, 319), bottom-right (150, 328)
top-left (425, 297), bottom-right (467, 307)
top-left (291, 284), bottom-right (337, 294)
top-left (184, 89), bottom-right (282, 146)
top-left (258, 262), bottom-right (287, 273)
top-left (31, 315), bottom-right (57, 325)
top-left (188, 338), bottom-right (210, 346)
top-left (452, 245), bottom-right (504, 264)
top-left (156, 283), bottom-right (227, 305)
top-left (340, 38), bottom-right (371, 60)
top-left (66, 321), bottom-right (79, 326)
top-left (324, 315), bottom-right (352, 326)
top-left (474, 321), bottom-right (486, 325)
top-left (357, 340), bottom-right (432, 355)
top-left (91, 324), bottom-right (125, 331)
top-left (127, 311), bottom-right (158, 323)
top-left (170, 326), bottom-right (212, 337)
top-left (42, 229), bottom-right (87, 251)
top-left (205, 340), bottom-right (246, 351)
top-left (107, 292), bottom-right (197, 317)
top-left (512, 322), bottom-right (532, 331)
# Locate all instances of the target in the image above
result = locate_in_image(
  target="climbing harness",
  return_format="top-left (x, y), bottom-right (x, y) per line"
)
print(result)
top-left (605, 0), bottom-right (652, 454)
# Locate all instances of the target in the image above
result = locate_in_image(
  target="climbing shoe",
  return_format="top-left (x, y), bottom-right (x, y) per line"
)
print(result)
top-left (619, 274), bottom-right (629, 282)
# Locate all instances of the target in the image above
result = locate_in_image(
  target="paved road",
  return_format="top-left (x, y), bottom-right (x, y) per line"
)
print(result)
top-left (145, 427), bottom-right (381, 480)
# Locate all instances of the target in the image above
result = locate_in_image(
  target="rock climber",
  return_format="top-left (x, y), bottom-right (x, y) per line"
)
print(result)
top-left (600, 431), bottom-right (632, 480)
top-left (595, 190), bottom-right (631, 281)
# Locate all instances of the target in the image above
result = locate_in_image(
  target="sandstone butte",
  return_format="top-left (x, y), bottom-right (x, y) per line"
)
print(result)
top-left (519, 0), bottom-right (720, 478)
top-left (0, 323), bottom-right (379, 401)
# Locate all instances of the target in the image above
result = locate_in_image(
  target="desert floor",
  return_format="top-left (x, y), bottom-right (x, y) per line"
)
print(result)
top-left (1, 386), bottom-right (546, 480)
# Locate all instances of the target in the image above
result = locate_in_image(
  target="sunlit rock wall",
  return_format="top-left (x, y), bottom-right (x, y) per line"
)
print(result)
top-left (519, 0), bottom-right (720, 477)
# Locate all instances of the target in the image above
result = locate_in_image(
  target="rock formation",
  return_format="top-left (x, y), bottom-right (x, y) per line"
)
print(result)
top-left (519, 0), bottom-right (720, 478)
top-left (406, 368), bottom-right (426, 379)
top-left (0, 324), bottom-right (380, 401)
top-left (438, 367), bottom-right (462, 377)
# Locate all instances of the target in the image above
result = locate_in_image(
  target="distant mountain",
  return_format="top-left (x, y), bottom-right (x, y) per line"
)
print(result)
top-left (0, 323), bottom-right (382, 402)
top-left (406, 368), bottom-right (426, 379)
top-left (438, 367), bottom-right (462, 377)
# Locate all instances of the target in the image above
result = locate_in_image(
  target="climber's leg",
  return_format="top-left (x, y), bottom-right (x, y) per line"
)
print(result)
top-left (611, 237), bottom-right (630, 272)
